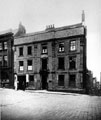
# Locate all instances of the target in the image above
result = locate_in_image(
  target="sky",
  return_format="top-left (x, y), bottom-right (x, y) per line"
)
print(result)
top-left (0, 0), bottom-right (100, 81)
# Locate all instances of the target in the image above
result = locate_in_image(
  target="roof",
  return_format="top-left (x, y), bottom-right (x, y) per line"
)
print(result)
top-left (14, 23), bottom-right (85, 45)
top-left (0, 31), bottom-right (13, 39)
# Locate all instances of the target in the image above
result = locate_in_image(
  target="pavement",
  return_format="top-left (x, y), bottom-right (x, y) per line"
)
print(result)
top-left (0, 88), bottom-right (101, 120)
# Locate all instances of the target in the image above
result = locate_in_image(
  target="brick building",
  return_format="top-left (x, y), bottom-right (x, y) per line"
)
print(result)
top-left (0, 32), bottom-right (14, 88)
top-left (14, 22), bottom-right (87, 92)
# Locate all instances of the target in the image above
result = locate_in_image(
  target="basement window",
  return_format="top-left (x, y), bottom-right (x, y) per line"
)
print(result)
top-left (58, 75), bottom-right (64, 86)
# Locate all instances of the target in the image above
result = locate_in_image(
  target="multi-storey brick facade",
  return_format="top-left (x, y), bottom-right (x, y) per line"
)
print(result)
top-left (14, 23), bottom-right (87, 92)
top-left (0, 32), bottom-right (14, 88)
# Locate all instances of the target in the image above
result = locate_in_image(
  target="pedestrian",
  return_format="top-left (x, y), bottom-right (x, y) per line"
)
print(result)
top-left (14, 74), bottom-right (18, 91)
top-left (26, 74), bottom-right (29, 88)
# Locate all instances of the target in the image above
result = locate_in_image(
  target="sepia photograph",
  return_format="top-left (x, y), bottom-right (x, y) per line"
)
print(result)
top-left (0, 0), bottom-right (101, 120)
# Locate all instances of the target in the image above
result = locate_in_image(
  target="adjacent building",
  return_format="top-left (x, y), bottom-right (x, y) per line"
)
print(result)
top-left (14, 22), bottom-right (87, 92)
top-left (0, 32), bottom-right (14, 88)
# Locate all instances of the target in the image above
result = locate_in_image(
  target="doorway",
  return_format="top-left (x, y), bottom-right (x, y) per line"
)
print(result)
top-left (18, 75), bottom-right (26, 90)
top-left (42, 75), bottom-right (47, 89)
top-left (41, 58), bottom-right (48, 89)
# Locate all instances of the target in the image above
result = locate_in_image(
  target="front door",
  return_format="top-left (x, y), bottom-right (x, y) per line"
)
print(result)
top-left (42, 74), bottom-right (47, 89)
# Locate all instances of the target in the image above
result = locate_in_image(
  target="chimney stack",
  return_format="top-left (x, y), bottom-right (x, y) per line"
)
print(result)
top-left (82, 10), bottom-right (85, 25)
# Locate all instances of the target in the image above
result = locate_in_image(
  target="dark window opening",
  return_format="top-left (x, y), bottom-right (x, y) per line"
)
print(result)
top-left (69, 74), bottom-right (76, 88)
top-left (58, 57), bottom-right (65, 70)
top-left (19, 47), bottom-right (23, 56)
top-left (69, 56), bottom-right (76, 69)
top-left (58, 75), bottom-right (64, 86)
top-left (42, 58), bottom-right (47, 70)
top-left (27, 46), bottom-right (32, 55)
top-left (59, 42), bottom-right (64, 52)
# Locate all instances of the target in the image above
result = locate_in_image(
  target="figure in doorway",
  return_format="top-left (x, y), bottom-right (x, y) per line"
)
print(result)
top-left (14, 74), bottom-right (18, 90)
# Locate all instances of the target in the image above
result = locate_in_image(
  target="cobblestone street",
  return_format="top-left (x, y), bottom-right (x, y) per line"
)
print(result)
top-left (0, 88), bottom-right (101, 120)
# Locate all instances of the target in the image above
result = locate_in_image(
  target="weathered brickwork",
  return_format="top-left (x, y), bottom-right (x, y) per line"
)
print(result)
top-left (14, 23), bottom-right (87, 91)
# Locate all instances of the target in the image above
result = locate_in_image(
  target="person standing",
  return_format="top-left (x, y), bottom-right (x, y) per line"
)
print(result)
top-left (14, 74), bottom-right (18, 90)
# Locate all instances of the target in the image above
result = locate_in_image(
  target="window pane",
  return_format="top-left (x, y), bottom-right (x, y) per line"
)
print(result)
top-left (70, 41), bottom-right (76, 51)
top-left (20, 66), bottom-right (24, 71)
